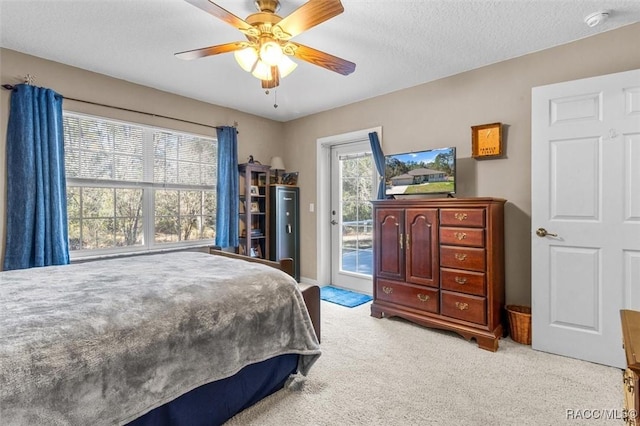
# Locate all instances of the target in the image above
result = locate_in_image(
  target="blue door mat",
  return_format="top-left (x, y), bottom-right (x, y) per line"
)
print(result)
top-left (320, 286), bottom-right (373, 308)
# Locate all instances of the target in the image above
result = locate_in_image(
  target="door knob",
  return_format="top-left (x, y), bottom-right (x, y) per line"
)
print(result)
top-left (330, 220), bottom-right (338, 225)
top-left (536, 228), bottom-right (558, 237)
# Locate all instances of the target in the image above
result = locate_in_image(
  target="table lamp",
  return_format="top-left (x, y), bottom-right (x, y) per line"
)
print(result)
top-left (270, 156), bottom-right (285, 183)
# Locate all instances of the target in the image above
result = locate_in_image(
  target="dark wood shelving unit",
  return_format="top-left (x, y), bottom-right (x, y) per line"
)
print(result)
top-left (238, 163), bottom-right (271, 259)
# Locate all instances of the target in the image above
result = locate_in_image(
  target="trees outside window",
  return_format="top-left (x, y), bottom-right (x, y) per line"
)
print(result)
top-left (64, 113), bottom-right (217, 256)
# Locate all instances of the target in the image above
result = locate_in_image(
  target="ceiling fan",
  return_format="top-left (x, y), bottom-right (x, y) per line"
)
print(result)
top-left (175, 0), bottom-right (356, 89)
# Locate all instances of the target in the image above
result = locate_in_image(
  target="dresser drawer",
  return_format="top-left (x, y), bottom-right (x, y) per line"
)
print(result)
top-left (440, 209), bottom-right (485, 227)
top-left (440, 268), bottom-right (486, 296)
top-left (376, 279), bottom-right (439, 314)
top-left (440, 227), bottom-right (485, 247)
top-left (441, 291), bottom-right (486, 325)
top-left (440, 246), bottom-right (485, 272)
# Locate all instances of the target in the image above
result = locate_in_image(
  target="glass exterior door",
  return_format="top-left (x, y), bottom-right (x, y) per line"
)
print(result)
top-left (330, 141), bottom-right (376, 294)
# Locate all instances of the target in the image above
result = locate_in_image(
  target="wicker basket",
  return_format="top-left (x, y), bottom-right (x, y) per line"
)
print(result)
top-left (506, 305), bottom-right (532, 345)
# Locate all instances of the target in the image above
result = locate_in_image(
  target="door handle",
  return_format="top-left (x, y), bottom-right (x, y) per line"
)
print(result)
top-left (536, 228), bottom-right (558, 238)
top-left (330, 220), bottom-right (338, 225)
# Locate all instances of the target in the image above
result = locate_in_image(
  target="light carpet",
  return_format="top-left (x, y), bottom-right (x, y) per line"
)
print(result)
top-left (226, 301), bottom-right (623, 425)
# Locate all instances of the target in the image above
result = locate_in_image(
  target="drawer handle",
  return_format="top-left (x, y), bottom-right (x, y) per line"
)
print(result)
top-left (455, 302), bottom-right (469, 311)
top-left (454, 276), bottom-right (467, 284)
top-left (454, 213), bottom-right (468, 221)
top-left (417, 293), bottom-right (430, 302)
top-left (382, 286), bottom-right (393, 295)
top-left (454, 232), bottom-right (467, 240)
top-left (454, 253), bottom-right (467, 261)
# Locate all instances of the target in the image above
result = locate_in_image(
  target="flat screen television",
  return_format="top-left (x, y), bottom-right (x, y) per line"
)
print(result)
top-left (384, 147), bottom-right (456, 197)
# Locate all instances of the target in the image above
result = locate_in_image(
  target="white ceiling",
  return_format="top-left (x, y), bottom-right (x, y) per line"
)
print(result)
top-left (1, 0), bottom-right (639, 122)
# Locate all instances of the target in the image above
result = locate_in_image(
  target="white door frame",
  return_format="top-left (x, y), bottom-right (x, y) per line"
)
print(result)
top-left (316, 126), bottom-right (382, 287)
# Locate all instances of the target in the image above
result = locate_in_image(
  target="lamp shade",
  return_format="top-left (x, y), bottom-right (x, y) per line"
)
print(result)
top-left (270, 156), bottom-right (285, 171)
top-left (251, 60), bottom-right (272, 80)
top-left (234, 42), bottom-right (297, 87)
top-left (260, 40), bottom-right (284, 66)
top-left (234, 47), bottom-right (259, 72)
top-left (278, 55), bottom-right (298, 78)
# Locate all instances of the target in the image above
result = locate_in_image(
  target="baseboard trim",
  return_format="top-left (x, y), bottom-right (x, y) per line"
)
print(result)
top-left (300, 276), bottom-right (321, 287)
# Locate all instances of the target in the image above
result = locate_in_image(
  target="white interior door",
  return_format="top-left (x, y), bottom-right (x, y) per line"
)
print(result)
top-left (330, 141), bottom-right (376, 294)
top-left (531, 68), bottom-right (640, 368)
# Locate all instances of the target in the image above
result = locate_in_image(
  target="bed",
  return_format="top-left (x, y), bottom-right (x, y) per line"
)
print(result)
top-left (0, 251), bottom-right (321, 425)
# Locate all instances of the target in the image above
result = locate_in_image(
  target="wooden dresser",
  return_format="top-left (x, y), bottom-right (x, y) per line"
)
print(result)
top-left (371, 197), bottom-right (506, 351)
top-left (621, 309), bottom-right (640, 425)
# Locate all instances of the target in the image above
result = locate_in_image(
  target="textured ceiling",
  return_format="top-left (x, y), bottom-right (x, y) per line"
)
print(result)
top-left (1, 0), bottom-right (639, 122)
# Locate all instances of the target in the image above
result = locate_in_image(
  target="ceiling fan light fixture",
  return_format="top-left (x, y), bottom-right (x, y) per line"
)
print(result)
top-left (252, 60), bottom-right (273, 80)
top-left (259, 40), bottom-right (284, 66)
top-left (177, 0), bottom-right (354, 88)
top-left (277, 55), bottom-right (297, 78)
top-left (234, 47), bottom-right (259, 72)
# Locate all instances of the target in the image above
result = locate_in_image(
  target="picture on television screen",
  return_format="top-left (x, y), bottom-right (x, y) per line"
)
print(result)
top-left (384, 147), bottom-right (456, 196)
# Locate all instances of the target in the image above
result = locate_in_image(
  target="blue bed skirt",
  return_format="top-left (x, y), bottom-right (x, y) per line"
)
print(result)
top-left (127, 353), bottom-right (299, 426)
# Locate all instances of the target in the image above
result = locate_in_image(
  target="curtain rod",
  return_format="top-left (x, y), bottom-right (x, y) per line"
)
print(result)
top-left (1, 83), bottom-right (238, 133)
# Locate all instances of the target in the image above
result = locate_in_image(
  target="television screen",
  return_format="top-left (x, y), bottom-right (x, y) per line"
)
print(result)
top-left (384, 147), bottom-right (456, 196)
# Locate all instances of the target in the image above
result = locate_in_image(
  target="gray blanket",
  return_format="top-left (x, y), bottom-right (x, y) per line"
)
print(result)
top-left (0, 251), bottom-right (321, 425)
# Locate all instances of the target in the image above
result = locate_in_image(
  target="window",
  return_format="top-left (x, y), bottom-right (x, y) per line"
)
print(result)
top-left (63, 113), bottom-right (217, 257)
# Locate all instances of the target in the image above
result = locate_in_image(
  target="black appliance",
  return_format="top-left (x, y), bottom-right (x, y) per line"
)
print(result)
top-left (269, 185), bottom-right (300, 281)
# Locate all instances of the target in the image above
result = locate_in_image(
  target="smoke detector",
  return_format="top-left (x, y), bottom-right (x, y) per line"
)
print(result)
top-left (584, 11), bottom-right (609, 27)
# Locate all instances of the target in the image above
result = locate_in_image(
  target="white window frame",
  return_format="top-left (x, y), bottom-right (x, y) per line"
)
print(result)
top-left (63, 112), bottom-right (217, 260)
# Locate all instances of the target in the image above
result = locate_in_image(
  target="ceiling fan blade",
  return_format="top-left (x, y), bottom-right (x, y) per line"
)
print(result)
top-left (175, 42), bottom-right (248, 60)
top-left (184, 0), bottom-right (254, 33)
top-left (290, 42), bottom-right (355, 76)
top-left (273, 0), bottom-right (344, 40)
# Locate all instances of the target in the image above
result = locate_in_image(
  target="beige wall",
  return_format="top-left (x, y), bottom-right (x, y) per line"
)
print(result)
top-left (0, 48), bottom-right (284, 266)
top-left (283, 23), bottom-right (640, 305)
top-left (2, 23), bottom-right (639, 304)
